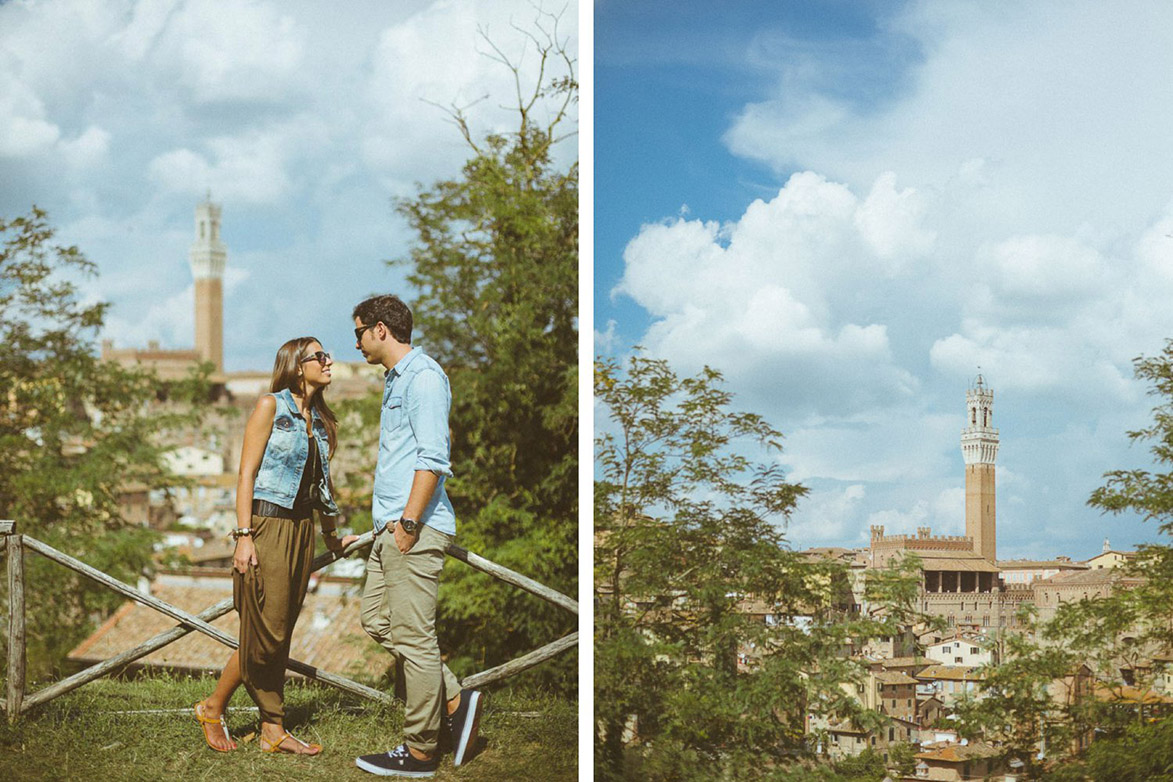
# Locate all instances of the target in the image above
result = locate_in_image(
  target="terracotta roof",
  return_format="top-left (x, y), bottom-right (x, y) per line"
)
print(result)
top-left (918, 553), bottom-right (1000, 573)
top-left (916, 664), bottom-right (985, 681)
top-left (826, 720), bottom-right (868, 735)
top-left (997, 559), bottom-right (1088, 570)
top-left (932, 633), bottom-right (994, 649)
top-left (916, 741), bottom-right (1000, 762)
top-left (875, 670), bottom-right (920, 685)
top-left (1094, 683), bottom-right (1173, 705)
top-left (1036, 569), bottom-right (1144, 587)
top-left (69, 576), bottom-right (385, 677)
top-left (881, 656), bottom-right (935, 669)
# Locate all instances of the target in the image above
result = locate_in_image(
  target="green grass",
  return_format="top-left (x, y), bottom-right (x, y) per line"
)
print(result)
top-left (0, 673), bottom-right (577, 781)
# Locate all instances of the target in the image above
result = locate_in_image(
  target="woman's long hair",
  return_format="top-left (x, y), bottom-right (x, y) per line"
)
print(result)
top-left (270, 336), bottom-right (337, 457)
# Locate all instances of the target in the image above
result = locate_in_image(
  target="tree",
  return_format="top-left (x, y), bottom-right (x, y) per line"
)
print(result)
top-left (389, 11), bottom-right (577, 690)
top-left (0, 209), bottom-right (207, 676)
top-left (594, 354), bottom-right (917, 781)
top-left (952, 607), bottom-right (1084, 778)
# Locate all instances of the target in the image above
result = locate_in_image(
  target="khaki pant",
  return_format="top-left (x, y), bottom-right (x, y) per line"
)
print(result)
top-left (360, 524), bottom-right (460, 755)
top-left (232, 514), bottom-right (315, 725)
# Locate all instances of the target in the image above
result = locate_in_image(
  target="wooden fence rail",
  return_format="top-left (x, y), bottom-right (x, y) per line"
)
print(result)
top-left (0, 520), bottom-right (577, 722)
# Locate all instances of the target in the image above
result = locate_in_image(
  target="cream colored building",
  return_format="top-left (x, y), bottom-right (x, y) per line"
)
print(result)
top-left (1085, 538), bottom-right (1137, 570)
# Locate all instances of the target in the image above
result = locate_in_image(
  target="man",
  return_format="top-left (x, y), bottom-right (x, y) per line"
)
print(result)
top-left (351, 294), bottom-right (483, 777)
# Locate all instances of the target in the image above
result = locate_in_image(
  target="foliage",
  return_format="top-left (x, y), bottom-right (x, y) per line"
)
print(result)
top-left (0, 209), bottom-right (208, 677)
top-left (332, 392), bottom-right (380, 536)
top-left (1044, 715), bottom-right (1173, 782)
top-left (594, 354), bottom-right (920, 781)
top-left (387, 12), bottom-right (577, 689)
top-left (830, 748), bottom-right (887, 781)
top-left (886, 741), bottom-right (917, 777)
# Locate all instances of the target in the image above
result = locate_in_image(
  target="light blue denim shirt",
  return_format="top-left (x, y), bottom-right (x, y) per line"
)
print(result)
top-left (372, 347), bottom-right (456, 536)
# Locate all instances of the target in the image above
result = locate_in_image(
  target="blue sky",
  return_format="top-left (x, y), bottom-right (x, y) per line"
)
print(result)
top-left (595, 0), bottom-right (1173, 560)
top-left (1, 0), bottom-right (576, 372)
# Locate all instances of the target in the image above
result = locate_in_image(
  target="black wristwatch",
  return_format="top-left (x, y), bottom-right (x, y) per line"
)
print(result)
top-left (398, 516), bottom-right (419, 534)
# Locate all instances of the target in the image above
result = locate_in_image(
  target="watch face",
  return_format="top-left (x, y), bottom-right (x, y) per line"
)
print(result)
top-left (400, 518), bottom-right (418, 533)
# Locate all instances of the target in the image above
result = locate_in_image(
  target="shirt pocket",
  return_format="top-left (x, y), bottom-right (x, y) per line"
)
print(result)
top-left (383, 394), bottom-right (405, 429)
top-left (269, 413), bottom-right (300, 452)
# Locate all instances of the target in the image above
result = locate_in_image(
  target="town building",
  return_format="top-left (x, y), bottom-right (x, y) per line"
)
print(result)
top-left (998, 556), bottom-right (1088, 586)
top-left (925, 634), bottom-right (996, 668)
top-left (1085, 538), bottom-right (1138, 570)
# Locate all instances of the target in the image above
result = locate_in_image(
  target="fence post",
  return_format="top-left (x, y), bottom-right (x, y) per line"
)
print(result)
top-left (2, 520), bottom-right (24, 723)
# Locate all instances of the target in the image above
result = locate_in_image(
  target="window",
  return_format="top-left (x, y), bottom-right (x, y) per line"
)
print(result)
top-left (971, 647), bottom-right (979, 654)
top-left (955, 657), bottom-right (963, 664)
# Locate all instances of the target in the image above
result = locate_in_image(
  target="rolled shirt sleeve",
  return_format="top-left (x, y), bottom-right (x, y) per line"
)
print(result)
top-left (406, 368), bottom-right (453, 477)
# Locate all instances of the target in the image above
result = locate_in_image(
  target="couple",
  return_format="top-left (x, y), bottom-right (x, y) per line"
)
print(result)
top-left (192, 294), bottom-right (483, 777)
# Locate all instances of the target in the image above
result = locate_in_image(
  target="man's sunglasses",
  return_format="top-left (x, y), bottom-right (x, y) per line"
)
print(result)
top-left (354, 322), bottom-right (378, 341)
top-left (300, 351), bottom-right (332, 365)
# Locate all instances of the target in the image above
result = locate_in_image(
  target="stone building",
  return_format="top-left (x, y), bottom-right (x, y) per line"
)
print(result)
top-left (1031, 567), bottom-right (1145, 625)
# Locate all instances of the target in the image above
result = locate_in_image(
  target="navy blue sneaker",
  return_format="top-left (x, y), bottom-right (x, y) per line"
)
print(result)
top-left (443, 688), bottom-right (484, 767)
top-left (355, 744), bottom-right (438, 777)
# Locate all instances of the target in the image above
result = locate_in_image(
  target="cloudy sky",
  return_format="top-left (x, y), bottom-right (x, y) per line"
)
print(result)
top-left (596, 0), bottom-right (1173, 560)
top-left (1, 0), bottom-right (577, 371)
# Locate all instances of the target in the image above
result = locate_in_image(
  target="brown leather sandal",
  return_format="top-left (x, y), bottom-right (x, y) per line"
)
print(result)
top-left (259, 730), bottom-right (322, 755)
top-left (194, 701), bottom-right (235, 752)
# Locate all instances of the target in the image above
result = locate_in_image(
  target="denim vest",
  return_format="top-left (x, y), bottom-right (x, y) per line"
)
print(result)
top-left (252, 388), bottom-right (339, 515)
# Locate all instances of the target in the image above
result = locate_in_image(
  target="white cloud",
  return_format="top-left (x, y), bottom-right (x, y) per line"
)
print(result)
top-left (865, 486), bottom-right (965, 538)
top-left (786, 483), bottom-right (867, 545)
top-left (361, 0), bottom-right (578, 189)
top-left (102, 285), bottom-right (195, 350)
top-left (854, 171), bottom-right (935, 264)
top-left (147, 121), bottom-right (326, 204)
top-left (60, 126), bottom-right (111, 169)
top-left (0, 72), bottom-right (60, 157)
top-left (979, 234), bottom-right (1107, 306)
top-left (594, 319), bottom-right (619, 353)
top-left (784, 412), bottom-right (959, 485)
top-left (725, 1), bottom-right (1173, 241)
top-left (615, 170), bottom-right (930, 414)
top-left (164, 0), bottom-right (307, 103)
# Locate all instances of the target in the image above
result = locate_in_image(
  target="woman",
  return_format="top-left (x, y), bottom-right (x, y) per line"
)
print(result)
top-left (194, 337), bottom-right (357, 754)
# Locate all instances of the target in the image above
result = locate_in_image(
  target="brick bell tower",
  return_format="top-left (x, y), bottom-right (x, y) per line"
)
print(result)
top-left (189, 195), bottom-right (226, 374)
top-left (961, 376), bottom-right (999, 562)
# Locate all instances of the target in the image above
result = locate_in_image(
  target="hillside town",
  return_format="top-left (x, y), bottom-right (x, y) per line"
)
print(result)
top-left (789, 379), bottom-right (1166, 780)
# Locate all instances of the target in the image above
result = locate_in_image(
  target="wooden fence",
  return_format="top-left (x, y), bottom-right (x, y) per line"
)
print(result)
top-left (0, 519), bottom-right (577, 722)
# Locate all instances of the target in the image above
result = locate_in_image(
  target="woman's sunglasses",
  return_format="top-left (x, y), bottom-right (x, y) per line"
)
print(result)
top-left (300, 351), bottom-right (332, 366)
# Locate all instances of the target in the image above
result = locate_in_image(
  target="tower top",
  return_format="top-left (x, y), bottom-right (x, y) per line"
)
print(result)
top-left (962, 376), bottom-right (998, 464)
top-left (190, 199), bottom-right (226, 280)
